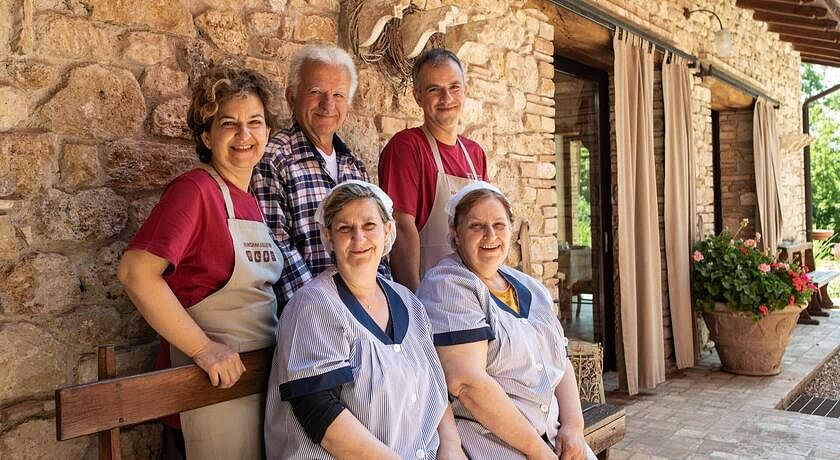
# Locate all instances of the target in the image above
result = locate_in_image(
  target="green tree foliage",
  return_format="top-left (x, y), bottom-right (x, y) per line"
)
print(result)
top-left (801, 64), bottom-right (840, 236)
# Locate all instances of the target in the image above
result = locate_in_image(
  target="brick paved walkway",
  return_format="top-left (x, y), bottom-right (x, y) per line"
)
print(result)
top-left (605, 311), bottom-right (840, 459)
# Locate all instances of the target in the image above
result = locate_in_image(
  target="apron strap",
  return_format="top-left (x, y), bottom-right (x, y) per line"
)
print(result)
top-left (421, 126), bottom-right (478, 180)
top-left (421, 126), bottom-right (446, 173)
top-left (457, 138), bottom-right (477, 178)
top-left (196, 163), bottom-right (236, 219)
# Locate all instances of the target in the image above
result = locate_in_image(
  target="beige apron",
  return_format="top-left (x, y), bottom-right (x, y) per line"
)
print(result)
top-left (170, 164), bottom-right (283, 460)
top-left (418, 126), bottom-right (479, 276)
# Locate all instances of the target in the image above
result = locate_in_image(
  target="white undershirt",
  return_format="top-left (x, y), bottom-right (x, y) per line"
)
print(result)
top-left (316, 147), bottom-right (338, 181)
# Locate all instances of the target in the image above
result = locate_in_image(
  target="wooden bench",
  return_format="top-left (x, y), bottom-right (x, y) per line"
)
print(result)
top-left (56, 346), bottom-right (626, 459)
top-left (778, 242), bottom-right (840, 325)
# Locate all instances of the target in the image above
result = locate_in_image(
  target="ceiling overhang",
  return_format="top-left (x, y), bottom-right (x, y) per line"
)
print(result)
top-left (735, 0), bottom-right (840, 67)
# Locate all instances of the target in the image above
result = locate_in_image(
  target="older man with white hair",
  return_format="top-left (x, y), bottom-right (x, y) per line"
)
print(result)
top-left (252, 44), bottom-right (386, 306)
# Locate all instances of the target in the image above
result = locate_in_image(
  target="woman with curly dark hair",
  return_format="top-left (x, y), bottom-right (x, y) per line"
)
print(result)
top-left (118, 66), bottom-right (283, 459)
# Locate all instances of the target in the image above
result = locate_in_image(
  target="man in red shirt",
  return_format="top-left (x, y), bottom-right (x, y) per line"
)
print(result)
top-left (379, 48), bottom-right (488, 291)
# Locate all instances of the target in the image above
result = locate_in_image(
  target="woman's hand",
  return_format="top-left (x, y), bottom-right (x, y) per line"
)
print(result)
top-left (192, 340), bottom-right (246, 389)
top-left (436, 443), bottom-right (468, 460)
top-left (524, 440), bottom-right (559, 460)
top-left (554, 426), bottom-right (588, 460)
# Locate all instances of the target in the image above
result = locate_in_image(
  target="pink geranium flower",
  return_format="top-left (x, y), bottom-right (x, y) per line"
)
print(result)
top-left (744, 239), bottom-right (757, 248)
top-left (755, 232), bottom-right (761, 242)
top-left (759, 305), bottom-right (769, 316)
top-left (790, 295), bottom-right (796, 305)
top-left (834, 243), bottom-right (840, 260)
top-left (693, 250), bottom-right (704, 262)
top-left (758, 263), bottom-right (771, 273)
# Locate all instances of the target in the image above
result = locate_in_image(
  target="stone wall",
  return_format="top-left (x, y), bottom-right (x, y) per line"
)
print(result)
top-left (0, 0), bottom-right (560, 456)
top-left (718, 110), bottom-right (759, 238)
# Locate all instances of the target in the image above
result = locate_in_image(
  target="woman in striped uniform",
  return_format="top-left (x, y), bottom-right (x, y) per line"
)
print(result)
top-left (264, 180), bottom-right (466, 459)
top-left (418, 182), bottom-right (597, 460)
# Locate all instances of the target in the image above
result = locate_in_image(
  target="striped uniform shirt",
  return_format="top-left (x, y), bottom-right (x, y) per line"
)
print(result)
top-left (265, 269), bottom-right (448, 459)
top-left (418, 255), bottom-right (596, 459)
top-left (250, 123), bottom-right (390, 307)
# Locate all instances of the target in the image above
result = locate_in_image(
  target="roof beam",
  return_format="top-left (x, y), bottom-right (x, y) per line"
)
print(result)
top-left (801, 55), bottom-right (840, 66)
top-left (795, 45), bottom-right (840, 60)
top-left (768, 23), bottom-right (840, 41)
top-left (781, 34), bottom-right (840, 50)
top-left (753, 10), bottom-right (838, 28)
top-left (736, 0), bottom-right (828, 18)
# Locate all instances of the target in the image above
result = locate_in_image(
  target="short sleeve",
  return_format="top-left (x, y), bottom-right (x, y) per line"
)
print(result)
top-left (417, 264), bottom-right (496, 346)
top-left (276, 288), bottom-right (353, 400)
top-left (127, 176), bottom-right (203, 269)
top-left (379, 133), bottom-right (422, 217)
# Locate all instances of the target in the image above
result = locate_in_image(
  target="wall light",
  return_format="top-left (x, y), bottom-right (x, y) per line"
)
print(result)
top-left (684, 7), bottom-right (733, 58)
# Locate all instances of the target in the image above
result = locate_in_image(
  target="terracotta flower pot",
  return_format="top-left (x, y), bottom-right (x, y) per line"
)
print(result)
top-left (702, 303), bottom-right (805, 376)
top-left (812, 229), bottom-right (834, 241)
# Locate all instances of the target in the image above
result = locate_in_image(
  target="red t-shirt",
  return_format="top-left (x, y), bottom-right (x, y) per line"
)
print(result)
top-left (378, 127), bottom-right (488, 230)
top-left (127, 168), bottom-right (263, 427)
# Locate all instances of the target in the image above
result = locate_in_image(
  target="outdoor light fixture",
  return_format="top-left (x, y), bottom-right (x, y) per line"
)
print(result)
top-left (684, 7), bottom-right (733, 58)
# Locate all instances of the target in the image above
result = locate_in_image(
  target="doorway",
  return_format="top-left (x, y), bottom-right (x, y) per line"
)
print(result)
top-left (553, 56), bottom-right (616, 370)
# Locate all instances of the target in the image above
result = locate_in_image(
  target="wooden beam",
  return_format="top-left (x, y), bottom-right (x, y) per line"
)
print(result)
top-left (55, 348), bottom-right (274, 441)
top-left (802, 56), bottom-right (840, 66)
top-left (800, 53), bottom-right (840, 66)
top-left (778, 34), bottom-right (840, 51)
top-left (97, 347), bottom-right (120, 460)
top-left (768, 23), bottom-right (840, 41)
top-left (793, 44), bottom-right (840, 60)
top-left (736, 0), bottom-right (828, 18)
top-left (708, 77), bottom-right (757, 110)
top-left (753, 10), bottom-right (838, 28)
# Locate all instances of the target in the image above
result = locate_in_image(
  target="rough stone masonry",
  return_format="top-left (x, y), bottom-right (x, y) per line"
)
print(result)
top-left (0, 0), bottom-right (804, 457)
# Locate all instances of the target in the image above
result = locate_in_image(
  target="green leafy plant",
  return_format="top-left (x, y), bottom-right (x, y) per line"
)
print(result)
top-left (813, 233), bottom-right (839, 262)
top-left (691, 221), bottom-right (816, 320)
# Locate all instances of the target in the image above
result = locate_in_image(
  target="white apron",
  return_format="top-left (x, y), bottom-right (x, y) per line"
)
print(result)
top-left (418, 126), bottom-right (479, 276)
top-left (170, 164), bottom-right (283, 460)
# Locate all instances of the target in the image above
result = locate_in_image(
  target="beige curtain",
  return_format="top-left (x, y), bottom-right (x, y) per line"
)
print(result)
top-left (613, 29), bottom-right (665, 395)
top-left (753, 98), bottom-right (784, 255)
top-left (662, 54), bottom-right (697, 369)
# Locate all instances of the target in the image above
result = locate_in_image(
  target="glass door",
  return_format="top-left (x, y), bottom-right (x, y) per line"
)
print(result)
top-left (553, 57), bottom-right (615, 369)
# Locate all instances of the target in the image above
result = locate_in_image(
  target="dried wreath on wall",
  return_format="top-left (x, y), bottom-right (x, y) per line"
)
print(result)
top-left (343, 0), bottom-right (456, 93)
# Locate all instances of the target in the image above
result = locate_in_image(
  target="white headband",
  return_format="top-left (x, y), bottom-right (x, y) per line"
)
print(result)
top-left (315, 180), bottom-right (396, 255)
top-left (445, 181), bottom-right (505, 226)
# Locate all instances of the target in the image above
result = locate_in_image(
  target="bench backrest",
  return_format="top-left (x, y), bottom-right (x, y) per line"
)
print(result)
top-left (56, 347), bottom-right (273, 459)
top-left (57, 346), bottom-right (624, 459)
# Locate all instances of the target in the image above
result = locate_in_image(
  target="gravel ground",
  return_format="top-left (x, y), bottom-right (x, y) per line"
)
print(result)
top-left (802, 349), bottom-right (840, 400)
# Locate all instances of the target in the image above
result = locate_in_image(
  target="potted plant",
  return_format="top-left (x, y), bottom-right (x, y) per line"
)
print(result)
top-left (691, 220), bottom-right (816, 376)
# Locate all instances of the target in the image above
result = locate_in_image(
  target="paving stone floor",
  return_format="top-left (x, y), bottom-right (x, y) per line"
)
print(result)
top-left (604, 310), bottom-right (840, 459)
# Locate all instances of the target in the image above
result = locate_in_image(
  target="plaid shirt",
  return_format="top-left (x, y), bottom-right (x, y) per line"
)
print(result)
top-left (252, 123), bottom-right (390, 307)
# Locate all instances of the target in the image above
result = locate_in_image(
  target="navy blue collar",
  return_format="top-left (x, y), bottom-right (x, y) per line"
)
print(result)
top-left (488, 269), bottom-right (532, 319)
top-left (333, 274), bottom-right (408, 344)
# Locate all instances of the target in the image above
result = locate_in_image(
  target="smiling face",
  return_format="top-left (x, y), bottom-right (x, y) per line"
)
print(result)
top-left (325, 198), bottom-right (392, 272)
top-left (201, 92), bottom-right (268, 182)
top-left (413, 58), bottom-right (465, 135)
top-left (287, 60), bottom-right (351, 150)
top-left (452, 196), bottom-right (512, 278)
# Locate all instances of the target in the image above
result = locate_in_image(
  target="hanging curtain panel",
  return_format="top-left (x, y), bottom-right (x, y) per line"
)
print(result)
top-left (662, 53), bottom-right (697, 369)
top-left (753, 98), bottom-right (785, 256)
top-left (613, 29), bottom-right (666, 395)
